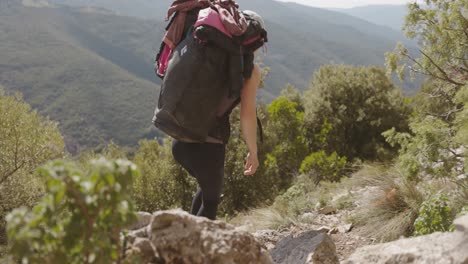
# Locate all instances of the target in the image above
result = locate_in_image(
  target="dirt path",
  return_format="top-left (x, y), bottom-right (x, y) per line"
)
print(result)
top-left (252, 209), bottom-right (374, 262)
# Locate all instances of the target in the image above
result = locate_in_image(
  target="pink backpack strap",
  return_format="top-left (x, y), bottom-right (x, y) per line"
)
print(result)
top-left (156, 45), bottom-right (173, 77)
top-left (195, 7), bottom-right (233, 38)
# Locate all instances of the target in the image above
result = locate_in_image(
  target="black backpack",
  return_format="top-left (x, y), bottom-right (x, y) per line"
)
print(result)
top-left (153, 6), bottom-right (267, 143)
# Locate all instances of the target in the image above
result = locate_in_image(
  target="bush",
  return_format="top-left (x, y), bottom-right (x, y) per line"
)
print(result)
top-left (303, 65), bottom-right (410, 161)
top-left (132, 139), bottom-right (197, 213)
top-left (0, 90), bottom-right (64, 245)
top-left (414, 194), bottom-right (454, 236)
top-left (6, 158), bottom-right (137, 263)
top-left (263, 90), bottom-right (309, 190)
top-left (300, 151), bottom-right (347, 184)
top-left (273, 183), bottom-right (311, 217)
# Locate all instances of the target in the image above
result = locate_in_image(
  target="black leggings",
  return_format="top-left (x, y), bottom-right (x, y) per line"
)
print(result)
top-left (171, 140), bottom-right (226, 220)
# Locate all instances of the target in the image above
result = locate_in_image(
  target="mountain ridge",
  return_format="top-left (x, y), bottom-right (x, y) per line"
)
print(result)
top-left (332, 4), bottom-right (409, 31)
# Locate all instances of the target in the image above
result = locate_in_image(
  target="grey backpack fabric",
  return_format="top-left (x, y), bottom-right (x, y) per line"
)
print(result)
top-left (152, 8), bottom-right (267, 143)
top-left (153, 33), bottom-right (229, 142)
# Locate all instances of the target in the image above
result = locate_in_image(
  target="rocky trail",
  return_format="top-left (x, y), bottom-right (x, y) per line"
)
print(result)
top-left (125, 209), bottom-right (468, 264)
top-left (251, 208), bottom-right (374, 262)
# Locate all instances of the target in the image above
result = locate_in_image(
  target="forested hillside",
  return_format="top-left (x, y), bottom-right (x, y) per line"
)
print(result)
top-left (0, 3), bottom-right (163, 152)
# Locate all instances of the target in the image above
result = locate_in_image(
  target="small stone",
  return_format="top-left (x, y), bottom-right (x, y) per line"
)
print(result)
top-left (338, 223), bottom-right (353, 234)
top-left (319, 206), bottom-right (337, 215)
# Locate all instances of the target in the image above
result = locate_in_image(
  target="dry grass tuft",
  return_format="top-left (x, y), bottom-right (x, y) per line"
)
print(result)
top-left (229, 207), bottom-right (294, 232)
top-left (351, 166), bottom-right (424, 242)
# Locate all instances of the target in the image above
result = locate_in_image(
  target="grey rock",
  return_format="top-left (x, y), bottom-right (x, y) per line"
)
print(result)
top-left (126, 226), bottom-right (149, 245)
top-left (253, 229), bottom-right (285, 251)
top-left (271, 230), bottom-right (339, 264)
top-left (337, 224), bottom-right (353, 234)
top-left (344, 215), bottom-right (468, 264)
top-left (127, 211), bottom-right (153, 231)
top-left (148, 209), bottom-right (273, 264)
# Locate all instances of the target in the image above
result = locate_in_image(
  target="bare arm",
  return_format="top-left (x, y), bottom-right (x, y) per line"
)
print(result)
top-left (240, 64), bottom-right (261, 176)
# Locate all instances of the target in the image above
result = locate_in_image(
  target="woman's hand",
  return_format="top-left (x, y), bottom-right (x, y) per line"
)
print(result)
top-left (244, 152), bottom-right (259, 176)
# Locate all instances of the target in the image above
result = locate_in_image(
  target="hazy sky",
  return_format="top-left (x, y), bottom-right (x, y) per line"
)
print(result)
top-left (276, 0), bottom-right (416, 8)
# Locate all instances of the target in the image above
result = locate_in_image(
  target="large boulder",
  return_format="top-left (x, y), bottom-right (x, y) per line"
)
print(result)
top-left (125, 209), bottom-right (273, 264)
top-left (344, 215), bottom-right (468, 264)
top-left (271, 231), bottom-right (339, 264)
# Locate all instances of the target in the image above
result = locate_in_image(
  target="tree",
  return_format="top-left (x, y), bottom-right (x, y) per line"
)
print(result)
top-left (385, 0), bottom-right (467, 180)
top-left (263, 86), bottom-right (309, 189)
top-left (303, 65), bottom-right (410, 161)
top-left (0, 88), bottom-right (64, 244)
top-left (0, 89), bottom-right (64, 186)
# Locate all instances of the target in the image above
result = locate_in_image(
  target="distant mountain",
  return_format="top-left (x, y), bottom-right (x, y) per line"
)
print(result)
top-left (0, 0), bottom-right (420, 150)
top-left (0, 3), bottom-right (163, 152)
top-left (50, 0), bottom-right (417, 95)
top-left (332, 5), bottom-right (409, 32)
top-left (48, 0), bottom-right (168, 18)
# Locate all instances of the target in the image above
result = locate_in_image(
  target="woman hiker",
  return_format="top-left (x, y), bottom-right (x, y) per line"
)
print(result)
top-left (171, 62), bottom-right (262, 221)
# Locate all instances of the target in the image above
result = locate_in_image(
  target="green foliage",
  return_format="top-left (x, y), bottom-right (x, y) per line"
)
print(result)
top-left (220, 105), bottom-right (281, 215)
top-left (303, 65), bottom-right (410, 161)
top-left (273, 183), bottom-right (310, 217)
top-left (6, 158), bottom-right (137, 264)
top-left (385, 0), bottom-right (467, 181)
top-left (300, 151), bottom-right (347, 184)
top-left (384, 116), bottom-right (458, 180)
top-left (0, 89), bottom-right (64, 245)
top-left (264, 91), bottom-right (309, 189)
top-left (0, 90), bottom-right (64, 188)
top-left (132, 139), bottom-right (197, 213)
top-left (454, 84), bottom-right (468, 147)
top-left (414, 194), bottom-right (454, 236)
top-left (386, 0), bottom-right (467, 86)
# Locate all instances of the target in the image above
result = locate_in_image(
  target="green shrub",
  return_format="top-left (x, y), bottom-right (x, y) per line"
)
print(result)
top-left (273, 183), bottom-right (311, 217)
top-left (414, 194), bottom-right (454, 236)
top-left (303, 65), bottom-right (410, 161)
top-left (6, 158), bottom-right (137, 263)
top-left (132, 139), bottom-right (197, 213)
top-left (300, 151), bottom-right (347, 184)
top-left (0, 90), bottom-right (64, 245)
top-left (262, 90), bottom-right (310, 191)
